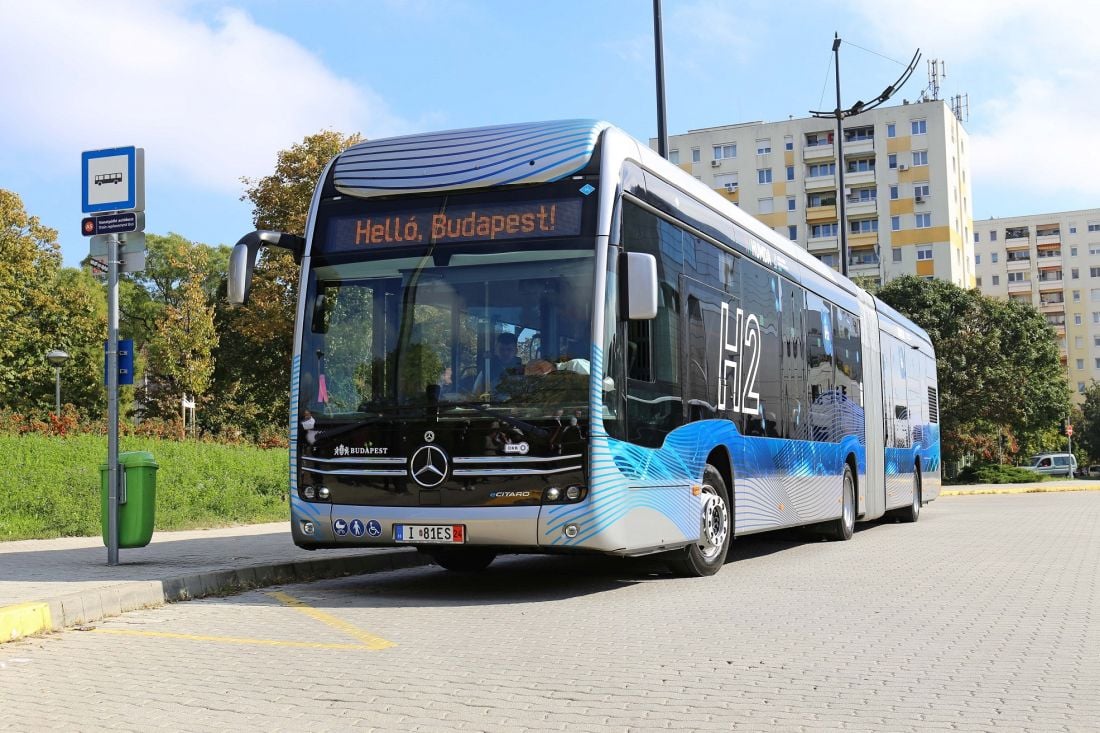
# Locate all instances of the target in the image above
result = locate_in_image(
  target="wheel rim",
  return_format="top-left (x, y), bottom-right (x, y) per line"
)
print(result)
top-left (843, 473), bottom-right (855, 531)
top-left (913, 474), bottom-right (921, 516)
top-left (698, 486), bottom-right (729, 560)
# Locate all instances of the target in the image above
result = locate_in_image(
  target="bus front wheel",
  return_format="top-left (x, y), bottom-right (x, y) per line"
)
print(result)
top-left (426, 547), bottom-right (497, 572)
top-left (825, 464), bottom-right (856, 541)
top-left (667, 464), bottom-right (731, 577)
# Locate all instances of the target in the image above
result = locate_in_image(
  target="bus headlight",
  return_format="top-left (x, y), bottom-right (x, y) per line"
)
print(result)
top-left (565, 485), bottom-right (584, 501)
top-left (317, 486), bottom-right (330, 500)
top-left (545, 487), bottom-right (562, 502)
top-left (303, 485), bottom-right (316, 500)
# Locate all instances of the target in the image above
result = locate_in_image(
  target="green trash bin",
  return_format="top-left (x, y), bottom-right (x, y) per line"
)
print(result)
top-left (100, 451), bottom-right (158, 548)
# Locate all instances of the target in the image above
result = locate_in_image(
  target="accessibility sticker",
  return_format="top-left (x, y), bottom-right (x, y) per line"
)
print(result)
top-left (366, 520), bottom-right (382, 537)
top-left (333, 519), bottom-right (348, 536)
top-left (349, 519), bottom-right (365, 537)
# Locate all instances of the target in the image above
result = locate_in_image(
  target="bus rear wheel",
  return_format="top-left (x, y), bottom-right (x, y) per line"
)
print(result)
top-left (890, 469), bottom-right (921, 523)
top-left (667, 464), bottom-right (731, 577)
top-left (426, 547), bottom-right (497, 572)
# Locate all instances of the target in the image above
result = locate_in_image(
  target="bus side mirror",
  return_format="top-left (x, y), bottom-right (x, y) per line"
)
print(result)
top-left (621, 251), bottom-right (658, 320)
top-left (227, 230), bottom-right (306, 305)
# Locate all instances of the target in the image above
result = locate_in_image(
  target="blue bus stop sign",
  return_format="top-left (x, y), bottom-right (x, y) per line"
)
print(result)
top-left (82, 147), bottom-right (144, 213)
top-left (103, 339), bottom-right (135, 386)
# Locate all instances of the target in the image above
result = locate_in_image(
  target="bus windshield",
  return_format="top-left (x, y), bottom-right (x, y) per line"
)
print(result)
top-left (300, 242), bottom-right (595, 421)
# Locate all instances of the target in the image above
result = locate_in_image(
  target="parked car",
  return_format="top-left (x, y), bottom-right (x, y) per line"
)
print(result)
top-left (1027, 453), bottom-right (1077, 478)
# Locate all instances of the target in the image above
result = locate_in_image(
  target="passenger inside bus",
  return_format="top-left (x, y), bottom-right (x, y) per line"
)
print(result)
top-left (472, 332), bottom-right (524, 396)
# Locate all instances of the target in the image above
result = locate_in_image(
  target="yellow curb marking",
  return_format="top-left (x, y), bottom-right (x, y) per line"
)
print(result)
top-left (941, 485), bottom-right (1100, 496)
top-left (89, 591), bottom-right (394, 651)
top-left (0, 602), bottom-right (52, 644)
top-left (267, 591), bottom-right (395, 650)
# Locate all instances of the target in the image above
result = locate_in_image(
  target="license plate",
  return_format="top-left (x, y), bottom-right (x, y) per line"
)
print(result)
top-left (394, 524), bottom-right (465, 544)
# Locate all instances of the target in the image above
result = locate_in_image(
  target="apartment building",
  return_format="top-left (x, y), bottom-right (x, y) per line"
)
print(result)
top-left (974, 209), bottom-right (1100, 401)
top-left (652, 100), bottom-right (974, 287)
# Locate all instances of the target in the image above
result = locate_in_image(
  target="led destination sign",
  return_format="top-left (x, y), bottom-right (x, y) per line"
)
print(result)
top-left (325, 199), bottom-right (582, 252)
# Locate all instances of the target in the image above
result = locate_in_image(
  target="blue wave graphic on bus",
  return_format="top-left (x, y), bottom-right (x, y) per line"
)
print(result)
top-left (547, 346), bottom-right (870, 547)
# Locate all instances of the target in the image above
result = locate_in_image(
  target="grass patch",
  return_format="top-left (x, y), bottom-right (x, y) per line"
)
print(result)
top-left (1, 433), bottom-right (288, 541)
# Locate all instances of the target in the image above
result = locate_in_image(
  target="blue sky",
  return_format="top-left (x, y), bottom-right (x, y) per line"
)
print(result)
top-left (2, 0), bottom-right (1097, 268)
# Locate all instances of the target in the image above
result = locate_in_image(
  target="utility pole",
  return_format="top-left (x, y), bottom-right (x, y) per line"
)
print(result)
top-left (810, 36), bottom-right (920, 278)
top-left (653, 0), bottom-right (668, 158)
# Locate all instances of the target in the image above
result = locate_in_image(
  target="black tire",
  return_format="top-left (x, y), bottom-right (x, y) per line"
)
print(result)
top-left (824, 464), bottom-right (856, 541)
top-left (667, 464), bottom-right (731, 577)
top-left (891, 469), bottom-right (922, 523)
top-left (426, 547), bottom-right (497, 572)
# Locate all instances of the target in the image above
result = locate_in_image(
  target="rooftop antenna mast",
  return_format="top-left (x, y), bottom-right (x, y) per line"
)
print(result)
top-left (925, 59), bottom-right (945, 102)
top-left (809, 34), bottom-right (920, 277)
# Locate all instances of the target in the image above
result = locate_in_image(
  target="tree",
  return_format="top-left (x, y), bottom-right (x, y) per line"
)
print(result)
top-left (0, 189), bottom-right (106, 417)
top-left (876, 276), bottom-right (1069, 467)
top-left (1077, 383), bottom-right (1100, 462)
top-left (210, 130), bottom-right (363, 437)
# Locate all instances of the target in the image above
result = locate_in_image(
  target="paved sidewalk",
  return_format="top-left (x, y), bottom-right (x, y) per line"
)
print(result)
top-left (941, 477), bottom-right (1100, 495)
top-left (0, 523), bottom-right (430, 644)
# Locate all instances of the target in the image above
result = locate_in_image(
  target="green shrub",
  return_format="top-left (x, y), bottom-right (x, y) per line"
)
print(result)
top-left (953, 462), bottom-right (1047, 485)
top-left (0, 433), bottom-right (288, 541)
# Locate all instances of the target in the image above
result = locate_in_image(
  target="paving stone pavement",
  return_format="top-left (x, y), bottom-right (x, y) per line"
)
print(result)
top-left (1, 491), bottom-right (1098, 731)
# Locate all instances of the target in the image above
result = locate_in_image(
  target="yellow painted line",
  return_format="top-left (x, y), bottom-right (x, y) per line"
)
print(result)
top-left (1, 602), bottom-right (52, 644)
top-left (91, 628), bottom-right (373, 650)
top-left (268, 591), bottom-right (395, 650)
top-left (941, 484), bottom-right (1100, 496)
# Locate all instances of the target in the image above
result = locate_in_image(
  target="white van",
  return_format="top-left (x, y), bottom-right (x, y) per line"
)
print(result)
top-left (1028, 453), bottom-right (1077, 478)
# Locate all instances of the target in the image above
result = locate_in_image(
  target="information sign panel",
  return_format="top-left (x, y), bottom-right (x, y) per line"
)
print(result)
top-left (82, 147), bottom-right (145, 213)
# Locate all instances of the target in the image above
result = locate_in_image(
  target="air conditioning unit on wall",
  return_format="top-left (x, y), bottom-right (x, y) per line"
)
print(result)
top-left (899, 163), bottom-right (909, 171)
top-left (711, 159), bottom-right (722, 167)
top-left (915, 195), bottom-right (925, 203)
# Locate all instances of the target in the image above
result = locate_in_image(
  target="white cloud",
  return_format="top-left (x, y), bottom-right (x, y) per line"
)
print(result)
top-left (0, 1), bottom-right (408, 193)
top-left (847, 0), bottom-right (1100, 208)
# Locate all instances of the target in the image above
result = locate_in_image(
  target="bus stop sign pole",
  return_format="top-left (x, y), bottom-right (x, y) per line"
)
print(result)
top-left (106, 233), bottom-right (120, 565)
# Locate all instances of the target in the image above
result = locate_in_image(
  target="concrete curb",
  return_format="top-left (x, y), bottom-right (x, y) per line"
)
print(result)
top-left (1, 548), bottom-right (431, 645)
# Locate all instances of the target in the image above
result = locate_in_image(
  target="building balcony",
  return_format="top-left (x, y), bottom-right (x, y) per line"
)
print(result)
top-left (848, 249), bottom-right (879, 269)
top-left (1005, 234), bottom-right (1030, 248)
top-left (806, 205), bottom-right (837, 223)
top-left (1007, 279), bottom-right (1032, 293)
top-left (805, 173), bottom-right (836, 191)
top-left (842, 137), bottom-right (875, 157)
top-left (1053, 324), bottom-right (1067, 337)
top-left (807, 236), bottom-right (839, 253)
top-left (1036, 255), bottom-right (1062, 269)
top-left (1039, 300), bottom-right (1065, 313)
top-left (803, 142), bottom-right (834, 161)
top-left (1036, 234), bottom-right (1061, 247)
top-left (1006, 257), bottom-right (1031, 270)
top-left (1037, 280), bottom-right (1063, 293)
top-left (848, 232), bottom-right (878, 249)
top-left (845, 198), bottom-right (878, 217)
top-left (843, 169), bottom-right (876, 187)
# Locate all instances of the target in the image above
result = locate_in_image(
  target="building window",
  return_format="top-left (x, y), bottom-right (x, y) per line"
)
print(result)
top-left (913, 183), bottom-right (930, 199)
top-left (668, 149), bottom-right (680, 165)
top-left (991, 252), bottom-right (999, 263)
top-left (756, 139), bottom-right (772, 154)
top-left (691, 148), bottom-right (701, 163)
top-left (846, 158), bottom-right (875, 173)
top-left (888, 154), bottom-right (898, 169)
top-left (1073, 268), bottom-right (1080, 279)
top-left (1070, 226), bottom-right (1077, 234)
top-left (713, 144), bottom-right (736, 160)
top-left (850, 219), bottom-right (878, 234)
top-left (893, 248), bottom-right (903, 263)
top-left (1091, 267), bottom-right (1100, 278)
top-left (1079, 382), bottom-right (1087, 394)
top-left (912, 150), bottom-right (929, 166)
top-left (990, 230), bottom-right (997, 241)
top-left (916, 246), bottom-right (933, 261)
top-left (891, 216), bottom-right (900, 231)
top-left (1078, 359), bottom-right (1085, 370)
top-left (758, 197), bottom-right (775, 214)
top-left (1090, 245), bottom-right (1100, 256)
top-left (784, 135), bottom-right (794, 151)
top-left (811, 223), bottom-right (838, 238)
top-left (1075, 314), bottom-right (1083, 326)
top-left (807, 162), bottom-right (836, 177)
top-left (1093, 312), bottom-right (1100, 324)
top-left (758, 168), bottom-right (773, 184)
top-left (890, 185), bottom-right (899, 200)
top-left (911, 119), bottom-right (927, 135)
top-left (788, 225), bottom-right (797, 240)
top-left (974, 231), bottom-right (980, 243)
top-left (1089, 223), bottom-right (1100, 232)
top-left (787, 196), bottom-right (796, 211)
top-left (915, 213), bottom-right (932, 228)
top-left (1091, 288), bottom-right (1100, 302)
top-left (1072, 247), bottom-right (1078, 256)
top-left (1008, 272), bottom-right (1025, 282)
top-left (992, 275), bottom-right (1000, 286)
top-left (887, 123), bottom-right (896, 138)
top-left (786, 165), bottom-right (795, 181)
top-left (975, 254), bottom-right (981, 265)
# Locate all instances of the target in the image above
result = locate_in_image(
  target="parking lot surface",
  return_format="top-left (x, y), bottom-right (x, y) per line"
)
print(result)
top-left (1, 491), bottom-right (1098, 732)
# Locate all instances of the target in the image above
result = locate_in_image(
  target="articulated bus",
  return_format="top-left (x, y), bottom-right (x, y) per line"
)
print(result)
top-left (229, 120), bottom-right (940, 576)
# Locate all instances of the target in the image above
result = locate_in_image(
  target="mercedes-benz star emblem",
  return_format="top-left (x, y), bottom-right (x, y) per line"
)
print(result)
top-left (409, 444), bottom-right (449, 488)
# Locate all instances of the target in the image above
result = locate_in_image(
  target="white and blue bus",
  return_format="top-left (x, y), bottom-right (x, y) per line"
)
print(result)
top-left (229, 120), bottom-right (940, 576)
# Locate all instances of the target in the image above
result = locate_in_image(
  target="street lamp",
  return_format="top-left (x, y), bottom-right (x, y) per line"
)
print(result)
top-left (46, 349), bottom-right (70, 416)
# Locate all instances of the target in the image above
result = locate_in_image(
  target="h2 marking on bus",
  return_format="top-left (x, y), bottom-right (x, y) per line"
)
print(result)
top-left (718, 302), bottom-right (761, 415)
